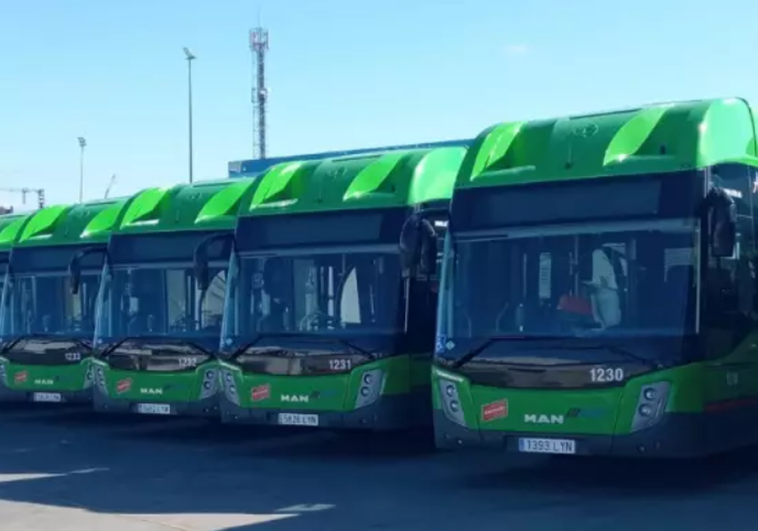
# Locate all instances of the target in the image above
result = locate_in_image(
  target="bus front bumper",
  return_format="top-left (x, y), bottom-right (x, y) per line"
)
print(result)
top-left (219, 393), bottom-right (424, 431)
top-left (0, 386), bottom-right (91, 404)
top-left (92, 394), bottom-right (219, 418)
top-left (433, 411), bottom-right (723, 458)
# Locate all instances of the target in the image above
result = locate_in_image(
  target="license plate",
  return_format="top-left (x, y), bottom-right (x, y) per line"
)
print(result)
top-left (32, 392), bottom-right (62, 403)
top-left (518, 437), bottom-right (576, 455)
top-left (135, 403), bottom-right (172, 415)
top-left (277, 413), bottom-right (319, 426)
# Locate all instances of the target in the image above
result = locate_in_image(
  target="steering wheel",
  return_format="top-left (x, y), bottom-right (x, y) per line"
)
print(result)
top-left (298, 311), bottom-right (341, 332)
top-left (170, 314), bottom-right (198, 333)
top-left (68, 318), bottom-right (86, 331)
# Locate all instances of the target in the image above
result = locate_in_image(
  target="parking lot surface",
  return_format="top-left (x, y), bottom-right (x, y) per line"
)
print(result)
top-left (1, 404), bottom-right (758, 531)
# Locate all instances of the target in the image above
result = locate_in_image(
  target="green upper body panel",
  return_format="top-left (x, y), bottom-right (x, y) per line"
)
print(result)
top-left (457, 97), bottom-right (758, 189)
top-left (13, 198), bottom-right (130, 249)
top-left (245, 147), bottom-right (467, 217)
top-left (0, 213), bottom-right (33, 253)
top-left (117, 178), bottom-right (258, 235)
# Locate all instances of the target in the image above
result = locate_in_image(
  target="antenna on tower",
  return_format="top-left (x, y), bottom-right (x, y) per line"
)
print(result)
top-left (249, 15), bottom-right (269, 160)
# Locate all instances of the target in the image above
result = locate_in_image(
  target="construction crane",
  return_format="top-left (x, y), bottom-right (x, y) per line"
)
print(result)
top-left (0, 187), bottom-right (46, 212)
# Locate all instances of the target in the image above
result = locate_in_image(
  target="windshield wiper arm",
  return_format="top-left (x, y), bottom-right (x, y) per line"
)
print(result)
top-left (562, 343), bottom-right (661, 369)
top-left (1, 334), bottom-right (91, 354)
top-left (333, 338), bottom-right (376, 359)
top-left (98, 338), bottom-right (127, 359)
top-left (450, 334), bottom-right (565, 369)
top-left (229, 332), bottom-right (377, 360)
top-left (99, 336), bottom-right (213, 358)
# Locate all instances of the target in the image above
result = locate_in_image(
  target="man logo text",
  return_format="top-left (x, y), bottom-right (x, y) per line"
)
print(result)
top-left (281, 394), bottom-right (309, 403)
top-left (524, 414), bottom-right (564, 425)
top-left (140, 388), bottom-right (163, 396)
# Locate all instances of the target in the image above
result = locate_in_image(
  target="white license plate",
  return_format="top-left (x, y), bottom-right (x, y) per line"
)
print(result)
top-left (277, 413), bottom-right (319, 426)
top-left (32, 392), bottom-right (62, 403)
top-left (135, 403), bottom-right (172, 415)
top-left (518, 437), bottom-right (576, 455)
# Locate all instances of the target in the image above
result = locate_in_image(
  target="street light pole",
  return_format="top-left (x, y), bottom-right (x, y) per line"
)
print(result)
top-left (183, 47), bottom-right (196, 184)
top-left (77, 136), bottom-right (86, 203)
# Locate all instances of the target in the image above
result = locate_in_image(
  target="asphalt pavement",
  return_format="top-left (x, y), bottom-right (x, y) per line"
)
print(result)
top-left (1, 404), bottom-right (758, 531)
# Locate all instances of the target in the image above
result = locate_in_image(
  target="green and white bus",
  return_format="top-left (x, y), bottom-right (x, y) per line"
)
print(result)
top-left (432, 98), bottom-right (758, 458)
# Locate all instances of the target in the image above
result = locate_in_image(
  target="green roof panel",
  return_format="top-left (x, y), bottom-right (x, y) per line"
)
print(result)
top-left (457, 97), bottom-right (758, 190)
top-left (245, 147), bottom-right (467, 217)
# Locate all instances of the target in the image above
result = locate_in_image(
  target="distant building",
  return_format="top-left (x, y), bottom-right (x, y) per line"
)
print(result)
top-left (228, 139), bottom-right (472, 178)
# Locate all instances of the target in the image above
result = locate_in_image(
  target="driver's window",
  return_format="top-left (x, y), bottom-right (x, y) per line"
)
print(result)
top-left (66, 276), bottom-right (83, 325)
top-left (200, 270), bottom-right (225, 329)
top-left (124, 269), bottom-right (168, 334)
top-left (166, 269), bottom-right (188, 329)
top-left (340, 268), bottom-right (360, 324)
top-left (94, 265), bottom-right (112, 340)
top-left (33, 277), bottom-right (63, 333)
top-left (64, 274), bottom-right (98, 332)
top-left (294, 258), bottom-right (317, 327)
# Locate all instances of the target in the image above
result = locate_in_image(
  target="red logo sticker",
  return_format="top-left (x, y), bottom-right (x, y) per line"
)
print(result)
top-left (14, 371), bottom-right (27, 384)
top-left (251, 384), bottom-right (271, 402)
top-left (482, 399), bottom-right (508, 422)
top-left (116, 378), bottom-right (132, 394)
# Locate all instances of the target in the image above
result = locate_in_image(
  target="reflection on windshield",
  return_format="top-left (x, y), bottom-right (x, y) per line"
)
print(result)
top-left (94, 265), bottom-right (226, 342)
top-left (437, 219), bottom-right (697, 341)
top-left (0, 272), bottom-right (100, 339)
top-left (222, 249), bottom-right (402, 346)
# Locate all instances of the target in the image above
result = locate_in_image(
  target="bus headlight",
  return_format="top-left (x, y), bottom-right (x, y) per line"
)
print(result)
top-left (199, 368), bottom-right (218, 400)
top-left (83, 363), bottom-right (94, 389)
top-left (631, 381), bottom-right (670, 432)
top-left (355, 369), bottom-right (384, 409)
top-left (94, 366), bottom-right (108, 395)
top-left (221, 369), bottom-right (240, 406)
top-left (437, 379), bottom-right (465, 426)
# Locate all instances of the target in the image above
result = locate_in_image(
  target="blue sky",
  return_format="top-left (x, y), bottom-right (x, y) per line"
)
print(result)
top-left (0, 0), bottom-right (755, 208)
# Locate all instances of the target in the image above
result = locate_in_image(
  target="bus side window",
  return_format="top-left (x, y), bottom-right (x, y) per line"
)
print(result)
top-left (340, 268), bottom-right (360, 325)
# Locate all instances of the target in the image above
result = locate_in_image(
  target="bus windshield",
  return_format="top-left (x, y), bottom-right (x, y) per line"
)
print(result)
top-left (93, 264), bottom-right (226, 343)
top-left (0, 271), bottom-right (100, 340)
top-left (437, 218), bottom-right (698, 344)
top-left (221, 247), bottom-right (403, 349)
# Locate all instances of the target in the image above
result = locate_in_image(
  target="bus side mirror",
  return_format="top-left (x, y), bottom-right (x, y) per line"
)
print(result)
top-left (68, 255), bottom-right (82, 295)
top-left (68, 246), bottom-right (108, 296)
top-left (194, 244), bottom-right (210, 292)
top-left (419, 220), bottom-right (438, 278)
top-left (400, 214), bottom-right (423, 279)
top-left (399, 213), bottom-right (439, 279)
top-left (193, 232), bottom-right (235, 292)
top-left (710, 189), bottom-right (737, 258)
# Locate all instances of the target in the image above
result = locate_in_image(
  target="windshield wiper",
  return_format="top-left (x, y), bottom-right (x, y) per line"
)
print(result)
top-left (449, 335), bottom-right (662, 371)
top-left (99, 336), bottom-right (213, 358)
top-left (98, 337), bottom-right (127, 359)
top-left (230, 332), bottom-right (377, 360)
top-left (560, 343), bottom-right (661, 369)
top-left (1, 334), bottom-right (91, 354)
top-left (450, 334), bottom-right (565, 369)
